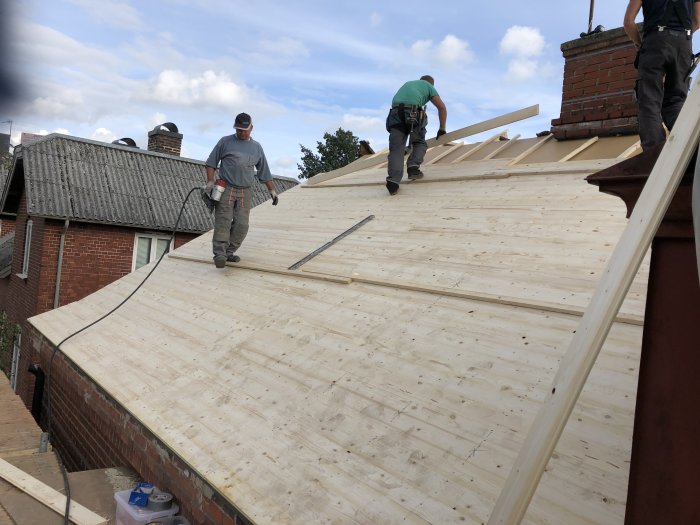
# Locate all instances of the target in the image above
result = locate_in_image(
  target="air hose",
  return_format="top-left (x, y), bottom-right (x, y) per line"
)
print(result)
top-left (44, 186), bottom-right (202, 524)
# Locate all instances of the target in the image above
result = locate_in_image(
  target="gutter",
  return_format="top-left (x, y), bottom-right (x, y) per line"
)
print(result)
top-left (53, 219), bottom-right (69, 309)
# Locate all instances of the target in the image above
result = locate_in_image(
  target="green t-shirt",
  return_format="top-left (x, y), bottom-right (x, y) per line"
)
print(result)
top-left (392, 79), bottom-right (439, 106)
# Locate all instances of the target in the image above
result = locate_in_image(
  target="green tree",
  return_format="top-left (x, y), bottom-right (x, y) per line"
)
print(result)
top-left (0, 311), bottom-right (19, 379)
top-left (297, 128), bottom-right (360, 179)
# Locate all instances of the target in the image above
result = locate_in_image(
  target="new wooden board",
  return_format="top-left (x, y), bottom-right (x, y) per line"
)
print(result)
top-left (306, 105), bottom-right (539, 185)
top-left (0, 458), bottom-right (107, 525)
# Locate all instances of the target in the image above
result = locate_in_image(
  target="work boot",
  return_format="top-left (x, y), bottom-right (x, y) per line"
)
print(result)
top-left (386, 180), bottom-right (399, 195)
top-left (407, 166), bottom-right (424, 181)
top-left (226, 254), bottom-right (241, 263)
top-left (213, 255), bottom-right (226, 268)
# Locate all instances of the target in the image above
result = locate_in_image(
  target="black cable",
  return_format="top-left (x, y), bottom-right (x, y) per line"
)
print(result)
top-left (55, 447), bottom-right (71, 523)
top-left (43, 186), bottom-right (201, 524)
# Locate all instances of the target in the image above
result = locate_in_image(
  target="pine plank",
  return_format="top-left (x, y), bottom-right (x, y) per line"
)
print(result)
top-left (0, 458), bottom-right (107, 525)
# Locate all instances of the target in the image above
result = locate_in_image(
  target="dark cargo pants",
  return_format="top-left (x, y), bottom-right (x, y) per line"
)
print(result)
top-left (385, 107), bottom-right (428, 185)
top-left (212, 186), bottom-right (251, 258)
top-left (636, 29), bottom-right (693, 151)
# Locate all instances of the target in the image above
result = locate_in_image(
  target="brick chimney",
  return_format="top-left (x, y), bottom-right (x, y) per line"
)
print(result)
top-left (551, 26), bottom-right (639, 140)
top-left (148, 122), bottom-right (182, 156)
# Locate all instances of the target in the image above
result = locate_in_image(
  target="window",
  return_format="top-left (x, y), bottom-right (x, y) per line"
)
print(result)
top-left (17, 219), bottom-right (32, 278)
top-left (10, 332), bottom-right (20, 392)
top-left (132, 233), bottom-right (172, 271)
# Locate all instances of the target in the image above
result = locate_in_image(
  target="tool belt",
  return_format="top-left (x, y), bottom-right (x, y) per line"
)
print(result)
top-left (648, 26), bottom-right (692, 38)
top-left (392, 103), bottom-right (425, 133)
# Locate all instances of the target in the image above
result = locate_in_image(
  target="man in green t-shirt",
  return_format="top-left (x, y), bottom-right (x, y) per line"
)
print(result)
top-left (385, 75), bottom-right (447, 195)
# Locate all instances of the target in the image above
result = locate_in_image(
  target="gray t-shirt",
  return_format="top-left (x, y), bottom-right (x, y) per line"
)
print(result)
top-left (206, 134), bottom-right (272, 188)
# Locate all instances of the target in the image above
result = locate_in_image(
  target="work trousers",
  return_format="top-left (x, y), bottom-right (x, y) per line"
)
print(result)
top-left (212, 186), bottom-right (251, 258)
top-left (636, 29), bottom-right (693, 151)
top-left (385, 108), bottom-right (428, 184)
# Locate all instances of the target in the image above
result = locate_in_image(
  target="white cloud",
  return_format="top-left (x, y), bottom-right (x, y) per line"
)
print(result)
top-left (498, 26), bottom-right (551, 81)
top-left (91, 128), bottom-right (117, 142)
top-left (14, 22), bottom-right (119, 71)
top-left (341, 114), bottom-right (382, 135)
top-left (147, 70), bottom-right (248, 107)
top-left (30, 88), bottom-right (86, 119)
top-left (370, 13), bottom-right (382, 27)
top-left (411, 39), bottom-right (433, 59)
top-left (410, 35), bottom-right (475, 67)
top-left (500, 26), bottom-right (546, 58)
top-left (149, 112), bottom-right (168, 129)
top-left (505, 58), bottom-right (539, 81)
top-left (436, 35), bottom-right (475, 65)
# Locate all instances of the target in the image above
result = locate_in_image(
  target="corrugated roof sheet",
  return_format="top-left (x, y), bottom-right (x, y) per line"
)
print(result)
top-left (3, 134), bottom-right (297, 233)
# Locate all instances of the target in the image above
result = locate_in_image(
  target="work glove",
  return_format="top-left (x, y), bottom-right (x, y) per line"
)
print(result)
top-left (205, 180), bottom-right (214, 192)
top-left (270, 190), bottom-right (279, 206)
top-left (436, 129), bottom-right (447, 139)
top-left (199, 188), bottom-right (215, 213)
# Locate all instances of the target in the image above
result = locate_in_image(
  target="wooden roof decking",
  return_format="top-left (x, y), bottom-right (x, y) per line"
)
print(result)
top-left (29, 133), bottom-right (648, 524)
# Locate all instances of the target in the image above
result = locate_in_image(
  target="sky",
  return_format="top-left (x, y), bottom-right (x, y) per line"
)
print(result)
top-left (0, 0), bottom-right (651, 179)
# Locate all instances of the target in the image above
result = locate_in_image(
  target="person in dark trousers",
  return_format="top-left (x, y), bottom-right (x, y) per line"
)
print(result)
top-left (624, 0), bottom-right (700, 151)
top-left (205, 113), bottom-right (278, 268)
top-left (385, 75), bottom-right (447, 195)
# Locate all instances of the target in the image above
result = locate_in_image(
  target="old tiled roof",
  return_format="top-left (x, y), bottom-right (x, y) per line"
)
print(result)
top-left (0, 134), bottom-right (297, 234)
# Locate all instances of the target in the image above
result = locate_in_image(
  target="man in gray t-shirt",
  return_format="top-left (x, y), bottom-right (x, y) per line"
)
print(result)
top-left (205, 112), bottom-right (279, 268)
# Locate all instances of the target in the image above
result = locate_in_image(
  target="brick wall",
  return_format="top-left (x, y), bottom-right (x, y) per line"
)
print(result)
top-left (0, 218), bottom-right (17, 312)
top-left (28, 323), bottom-right (248, 525)
top-left (34, 220), bottom-right (196, 313)
top-left (0, 217), bottom-right (15, 237)
top-left (4, 194), bottom-right (42, 402)
top-left (1, 201), bottom-right (198, 406)
top-left (551, 26), bottom-right (639, 140)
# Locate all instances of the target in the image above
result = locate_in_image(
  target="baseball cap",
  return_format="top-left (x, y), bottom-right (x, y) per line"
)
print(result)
top-left (233, 112), bottom-right (252, 130)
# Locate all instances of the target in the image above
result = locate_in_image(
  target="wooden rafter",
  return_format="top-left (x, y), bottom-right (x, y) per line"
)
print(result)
top-left (557, 136), bottom-right (599, 163)
top-left (449, 131), bottom-right (508, 164)
top-left (482, 134), bottom-right (521, 160)
top-left (506, 133), bottom-right (554, 166)
top-left (305, 104), bottom-right (539, 186)
top-left (617, 140), bottom-right (642, 159)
